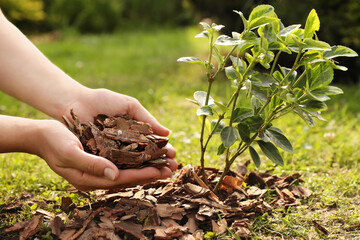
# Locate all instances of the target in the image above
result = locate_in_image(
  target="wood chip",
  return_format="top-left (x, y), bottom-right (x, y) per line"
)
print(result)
top-left (19, 215), bottom-right (44, 240)
top-left (113, 221), bottom-right (148, 240)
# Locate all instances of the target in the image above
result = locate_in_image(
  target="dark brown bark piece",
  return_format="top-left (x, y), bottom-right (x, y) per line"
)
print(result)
top-left (69, 207), bottom-right (105, 240)
top-left (291, 186), bottom-right (313, 198)
top-left (50, 216), bottom-right (65, 237)
top-left (312, 220), bottom-right (330, 235)
top-left (2, 221), bottom-right (28, 233)
top-left (19, 215), bottom-right (44, 240)
top-left (113, 221), bottom-right (148, 240)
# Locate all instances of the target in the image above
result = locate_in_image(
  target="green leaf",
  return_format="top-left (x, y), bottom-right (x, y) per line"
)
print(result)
top-left (259, 50), bottom-right (274, 69)
top-left (258, 23), bottom-right (277, 42)
top-left (199, 22), bottom-right (211, 29)
top-left (230, 56), bottom-right (247, 73)
top-left (258, 140), bottom-right (284, 166)
top-left (323, 86), bottom-right (344, 95)
top-left (186, 98), bottom-right (198, 105)
top-left (279, 24), bottom-right (301, 37)
top-left (268, 42), bottom-right (291, 54)
top-left (211, 120), bottom-right (225, 134)
top-left (305, 88), bottom-right (330, 101)
top-left (260, 37), bottom-right (269, 51)
top-left (237, 122), bottom-right (251, 142)
top-left (301, 99), bottom-right (327, 111)
top-left (214, 101), bottom-right (228, 113)
top-left (196, 106), bottom-right (213, 116)
top-left (215, 35), bottom-right (244, 46)
top-left (238, 33), bottom-right (260, 53)
top-left (225, 66), bottom-right (238, 80)
top-left (299, 51), bottom-right (322, 65)
top-left (286, 93), bottom-right (297, 103)
top-left (323, 45), bottom-right (358, 59)
top-left (251, 96), bottom-right (263, 114)
top-left (177, 57), bottom-right (205, 67)
top-left (220, 126), bottom-right (239, 148)
top-left (303, 38), bottom-right (331, 51)
top-left (304, 9), bottom-right (320, 39)
top-left (265, 128), bottom-right (293, 153)
top-left (249, 146), bottom-right (261, 167)
top-left (212, 23), bottom-right (225, 31)
top-left (306, 86), bottom-right (343, 101)
top-left (217, 144), bottom-right (226, 155)
top-left (194, 91), bottom-right (215, 107)
top-left (249, 16), bottom-right (279, 31)
top-left (294, 108), bottom-right (315, 127)
top-left (273, 71), bottom-right (284, 82)
top-left (233, 10), bottom-right (248, 29)
top-left (245, 52), bottom-right (254, 65)
top-left (213, 46), bottom-right (224, 65)
top-left (232, 107), bottom-right (254, 123)
top-left (286, 33), bottom-right (307, 49)
top-left (195, 31), bottom-right (209, 39)
top-left (249, 73), bottom-right (276, 87)
top-left (307, 62), bottom-right (334, 90)
top-left (245, 116), bottom-right (264, 132)
top-left (280, 66), bottom-right (297, 84)
top-left (303, 108), bottom-right (326, 121)
top-left (249, 5), bottom-right (275, 23)
top-left (251, 86), bottom-right (268, 102)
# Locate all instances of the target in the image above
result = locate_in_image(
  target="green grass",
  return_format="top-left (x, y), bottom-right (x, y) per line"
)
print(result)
top-left (1, 26), bottom-right (360, 239)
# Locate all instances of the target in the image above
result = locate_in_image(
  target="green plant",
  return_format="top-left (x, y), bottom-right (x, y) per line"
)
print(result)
top-left (0, 0), bottom-right (45, 22)
top-left (178, 5), bottom-right (357, 192)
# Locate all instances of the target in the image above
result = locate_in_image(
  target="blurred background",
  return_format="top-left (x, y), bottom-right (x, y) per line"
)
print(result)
top-left (0, 0), bottom-right (359, 83)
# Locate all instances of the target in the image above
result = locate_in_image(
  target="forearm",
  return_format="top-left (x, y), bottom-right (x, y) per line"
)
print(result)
top-left (0, 115), bottom-right (42, 155)
top-left (0, 11), bottom-right (87, 120)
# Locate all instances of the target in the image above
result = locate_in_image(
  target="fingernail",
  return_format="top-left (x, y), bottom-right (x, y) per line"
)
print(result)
top-left (104, 168), bottom-right (116, 181)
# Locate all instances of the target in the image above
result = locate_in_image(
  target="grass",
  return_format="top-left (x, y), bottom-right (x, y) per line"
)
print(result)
top-left (1, 26), bottom-right (360, 239)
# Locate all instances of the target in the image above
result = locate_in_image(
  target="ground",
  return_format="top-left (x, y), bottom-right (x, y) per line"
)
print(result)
top-left (0, 26), bottom-right (360, 239)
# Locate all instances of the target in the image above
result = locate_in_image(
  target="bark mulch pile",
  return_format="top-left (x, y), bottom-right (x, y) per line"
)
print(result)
top-left (62, 110), bottom-right (170, 169)
top-left (1, 164), bottom-right (313, 239)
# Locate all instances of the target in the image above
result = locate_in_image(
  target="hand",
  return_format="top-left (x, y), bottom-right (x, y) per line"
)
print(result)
top-left (62, 88), bottom-right (176, 159)
top-left (36, 119), bottom-right (177, 191)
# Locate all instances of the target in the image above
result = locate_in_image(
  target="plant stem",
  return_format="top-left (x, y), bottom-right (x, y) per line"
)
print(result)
top-left (199, 32), bottom-right (215, 180)
top-left (270, 51), bottom-right (282, 75)
top-left (214, 133), bottom-right (258, 192)
top-left (291, 70), bottom-right (306, 88)
top-left (199, 45), bottom-right (238, 175)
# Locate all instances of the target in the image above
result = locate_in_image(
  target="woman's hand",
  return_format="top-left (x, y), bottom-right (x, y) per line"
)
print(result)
top-left (62, 88), bottom-right (176, 160)
top-left (36, 119), bottom-right (177, 191)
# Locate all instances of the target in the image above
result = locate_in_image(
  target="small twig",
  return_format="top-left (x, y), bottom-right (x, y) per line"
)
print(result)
top-left (69, 207), bottom-right (105, 240)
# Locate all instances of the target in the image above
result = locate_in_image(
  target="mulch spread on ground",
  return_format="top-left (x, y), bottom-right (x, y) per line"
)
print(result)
top-left (1, 164), bottom-right (313, 239)
top-left (1, 113), bottom-right (315, 239)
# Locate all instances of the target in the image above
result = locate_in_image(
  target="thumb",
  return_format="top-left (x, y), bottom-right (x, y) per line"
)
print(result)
top-left (70, 148), bottom-right (119, 181)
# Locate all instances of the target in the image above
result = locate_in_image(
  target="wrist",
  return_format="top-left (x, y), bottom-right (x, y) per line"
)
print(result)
top-left (0, 116), bottom-right (44, 155)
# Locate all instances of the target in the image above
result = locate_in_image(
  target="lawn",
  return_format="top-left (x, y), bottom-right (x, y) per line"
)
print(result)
top-left (1, 26), bottom-right (360, 239)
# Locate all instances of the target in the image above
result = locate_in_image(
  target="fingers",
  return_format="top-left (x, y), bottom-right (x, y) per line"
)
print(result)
top-left (129, 99), bottom-right (170, 136)
top-left (165, 158), bottom-right (178, 172)
top-left (62, 166), bottom-right (173, 191)
top-left (164, 143), bottom-right (176, 159)
top-left (68, 148), bottom-right (120, 181)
